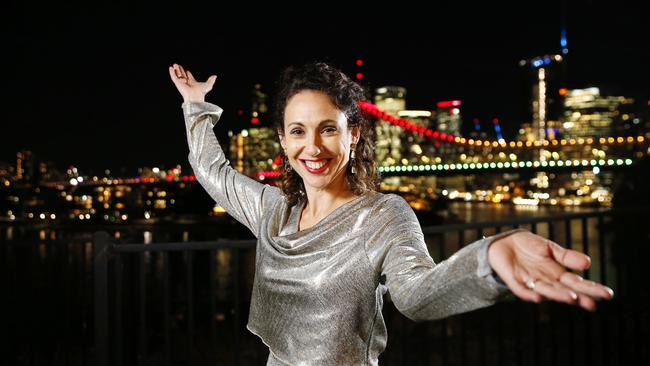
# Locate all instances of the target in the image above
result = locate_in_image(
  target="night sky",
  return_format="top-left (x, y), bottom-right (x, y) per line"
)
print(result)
top-left (3, 1), bottom-right (648, 175)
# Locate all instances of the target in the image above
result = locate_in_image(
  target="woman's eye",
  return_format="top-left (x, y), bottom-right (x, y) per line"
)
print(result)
top-left (290, 129), bottom-right (303, 135)
top-left (323, 127), bottom-right (337, 133)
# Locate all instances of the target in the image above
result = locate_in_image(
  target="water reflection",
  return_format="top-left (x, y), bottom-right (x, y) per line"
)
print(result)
top-left (6, 226), bottom-right (13, 241)
top-left (143, 230), bottom-right (152, 244)
top-left (216, 249), bottom-right (232, 302)
top-left (39, 242), bottom-right (46, 260)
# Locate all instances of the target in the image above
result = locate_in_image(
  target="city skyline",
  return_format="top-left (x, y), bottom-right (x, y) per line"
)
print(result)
top-left (3, 2), bottom-right (648, 173)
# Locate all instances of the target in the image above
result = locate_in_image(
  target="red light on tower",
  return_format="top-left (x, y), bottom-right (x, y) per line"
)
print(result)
top-left (436, 100), bottom-right (462, 108)
top-left (251, 117), bottom-right (259, 124)
top-left (355, 58), bottom-right (364, 80)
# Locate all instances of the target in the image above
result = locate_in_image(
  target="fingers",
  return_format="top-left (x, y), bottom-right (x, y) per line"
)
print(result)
top-left (533, 276), bottom-right (602, 312)
top-left (206, 74), bottom-right (217, 88)
top-left (169, 63), bottom-right (188, 80)
top-left (169, 64), bottom-right (186, 85)
top-left (548, 240), bottom-right (591, 271)
top-left (187, 70), bottom-right (196, 82)
top-left (520, 272), bottom-right (614, 312)
top-left (176, 64), bottom-right (188, 79)
top-left (559, 272), bottom-right (614, 300)
top-left (527, 279), bottom-right (578, 305)
top-left (170, 64), bottom-right (217, 87)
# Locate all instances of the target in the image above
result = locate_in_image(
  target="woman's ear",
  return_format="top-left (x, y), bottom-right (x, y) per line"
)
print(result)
top-left (351, 126), bottom-right (361, 145)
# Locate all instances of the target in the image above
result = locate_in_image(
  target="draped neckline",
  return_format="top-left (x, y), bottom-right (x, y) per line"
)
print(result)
top-left (273, 191), bottom-right (375, 243)
top-left (293, 191), bottom-right (372, 235)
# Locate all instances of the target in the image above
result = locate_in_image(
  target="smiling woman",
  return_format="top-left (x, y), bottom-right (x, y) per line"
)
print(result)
top-left (273, 63), bottom-right (380, 209)
top-left (168, 62), bottom-right (614, 365)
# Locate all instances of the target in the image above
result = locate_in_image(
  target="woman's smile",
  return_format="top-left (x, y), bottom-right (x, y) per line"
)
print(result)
top-left (300, 159), bottom-right (331, 174)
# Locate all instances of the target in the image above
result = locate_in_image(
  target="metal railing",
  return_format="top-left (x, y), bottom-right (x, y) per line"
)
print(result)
top-left (381, 209), bottom-right (627, 366)
top-left (4, 208), bottom-right (648, 365)
top-left (94, 235), bottom-right (258, 366)
top-left (90, 208), bottom-right (649, 365)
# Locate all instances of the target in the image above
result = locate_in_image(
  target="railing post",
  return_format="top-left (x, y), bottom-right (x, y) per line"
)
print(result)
top-left (94, 231), bottom-right (111, 366)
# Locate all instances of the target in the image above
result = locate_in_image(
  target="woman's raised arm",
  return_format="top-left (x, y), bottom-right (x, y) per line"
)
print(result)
top-left (170, 64), bottom-right (282, 238)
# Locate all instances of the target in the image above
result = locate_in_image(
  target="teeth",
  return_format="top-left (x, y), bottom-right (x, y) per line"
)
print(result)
top-left (305, 160), bottom-right (327, 169)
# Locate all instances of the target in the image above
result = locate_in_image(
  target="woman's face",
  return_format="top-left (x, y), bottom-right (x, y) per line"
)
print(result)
top-left (279, 90), bottom-right (359, 193)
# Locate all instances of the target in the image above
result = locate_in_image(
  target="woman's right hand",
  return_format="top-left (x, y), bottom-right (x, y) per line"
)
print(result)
top-left (168, 63), bottom-right (217, 103)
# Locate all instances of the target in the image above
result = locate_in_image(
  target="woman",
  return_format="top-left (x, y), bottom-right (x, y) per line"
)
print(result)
top-left (169, 62), bottom-right (613, 365)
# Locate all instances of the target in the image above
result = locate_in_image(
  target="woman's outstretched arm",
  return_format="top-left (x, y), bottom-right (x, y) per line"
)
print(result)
top-left (169, 64), bottom-right (281, 238)
top-left (365, 194), bottom-right (613, 322)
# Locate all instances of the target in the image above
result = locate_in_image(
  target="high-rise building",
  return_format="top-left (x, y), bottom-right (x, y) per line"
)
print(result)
top-left (374, 86), bottom-right (407, 166)
top-left (435, 100), bottom-right (462, 136)
top-left (562, 87), bottom-right (631, 138)
top-left (227, 83), bottom-right (279, 177)
top-left (398, 110), bottom-right (434, 165)
top-left (519, 54), bottom-right (565, 141)
top-left (16, 150), bottom-right (34, 182)
top-left (250, 83), bottom-right (268, 126)
top-left (229, 128), bottom-right (280, 177)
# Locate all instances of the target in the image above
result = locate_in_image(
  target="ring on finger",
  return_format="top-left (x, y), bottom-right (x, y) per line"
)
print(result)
top-left (525, 278), bottom-right (538, 290)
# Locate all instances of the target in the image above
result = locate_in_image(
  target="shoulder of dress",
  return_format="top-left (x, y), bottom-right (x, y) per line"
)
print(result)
top-left (378, 193), bottom-right (411, 209)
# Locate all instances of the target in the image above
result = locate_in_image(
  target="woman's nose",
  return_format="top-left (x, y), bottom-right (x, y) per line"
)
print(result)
top-left (304, 134), bottom-right (322, 156)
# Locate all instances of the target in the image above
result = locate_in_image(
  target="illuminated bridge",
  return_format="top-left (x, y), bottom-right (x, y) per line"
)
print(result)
top-left (254, 102), bottom-right (648, 180)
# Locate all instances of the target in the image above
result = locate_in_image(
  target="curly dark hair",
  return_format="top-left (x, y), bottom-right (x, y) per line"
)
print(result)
top-left (273, 62), bottom-right (380, 206)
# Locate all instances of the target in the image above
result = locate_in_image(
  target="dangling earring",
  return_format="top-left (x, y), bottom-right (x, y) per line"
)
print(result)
top-left (284, 155), bottom-right (292, 172)
top-left (350, 143), bottom-right (357, 174)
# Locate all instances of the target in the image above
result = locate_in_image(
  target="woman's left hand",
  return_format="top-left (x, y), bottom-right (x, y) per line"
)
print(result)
top-left (487, 230), bottom-right (614, 311)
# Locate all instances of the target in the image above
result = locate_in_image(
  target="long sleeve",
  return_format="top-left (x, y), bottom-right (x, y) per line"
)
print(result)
top-left (183, 102), bottom-right (282, 238)
top-left (365, 194), bottom-right (524, 322)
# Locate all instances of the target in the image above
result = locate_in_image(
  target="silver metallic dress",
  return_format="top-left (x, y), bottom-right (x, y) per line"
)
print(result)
top-left (183, 102), bottom-right (520, 365)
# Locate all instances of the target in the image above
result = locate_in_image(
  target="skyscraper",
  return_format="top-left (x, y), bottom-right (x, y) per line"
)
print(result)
top-left (435, 100), bottom-right (462, 136)
top-left (228, 83), bottom-right (280, 177)
top-left (16, 150), bottom-right (34, 183)
top-left (398, 110), bottom-right (434, 165)
top-left (374, 86), bottom-right (407, 166)
top-left (562, 88), bottom-right (631, 138)
top-left (519, 54), bottom-right (565, 141)
top-left (229, 128), bottom-right (280, 177)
